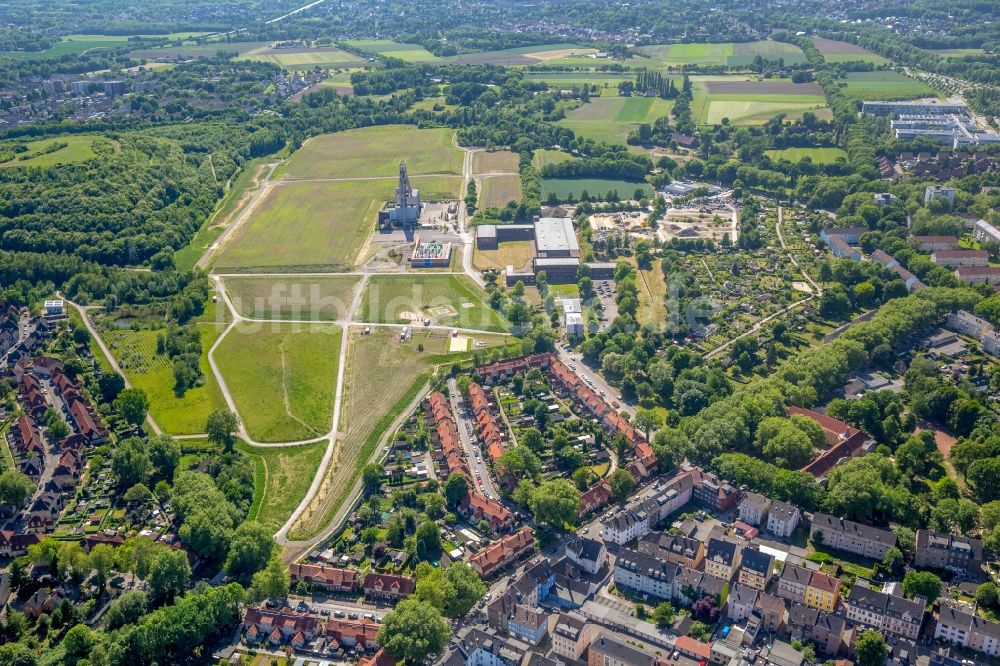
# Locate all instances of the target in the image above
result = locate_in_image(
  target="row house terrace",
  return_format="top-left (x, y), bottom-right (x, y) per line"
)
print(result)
top-left (467, 382), bottom-right (507, 463)
top-left (469, 526), bottom-right (534, 577)
top-left (289, 563), bottom-right (360, 594)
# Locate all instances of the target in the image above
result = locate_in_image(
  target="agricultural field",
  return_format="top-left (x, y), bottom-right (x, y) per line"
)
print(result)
top-left (541, 177), bottom-right (654, 201)
top-left (222, 275), bottom-right (361, 321)
top-left (215, 323), bottom-right (342, 442)
top-left (288, 327), bottom-right (516, 539)
top-left (838, 71), bottom-right (937, 100)
top-left (532, 149), bottom-right (578, 169)
top-left (101, 301), bottom-right (229, 435)
top-left (928, 48), bottom-right (987, 58)
top-left (472, 240), bottom-right (534, 271)
top-left (277, 125), bottom-right (462, 180)
top-left (811, 37), bottom-right (889, 64)
top-left (472, 150), bottom-right (519, 174)
top-left (635, 40), bottom-right (807, 67)
top-left (239, 440), bottom-right (326, 533)
top-left (344, 39), bottom-right (441, 62)
top-left (443, 43), bottom-right (598, 66)
top-left (691, 79), bottom-right (829, 125)
top-left (239, 45), bottom-right (366, 70)
top-left (557, 96), bottom-right (674, 143)
top-left (0, 34), bottom-right (133, 60)
top-left (764, 147), bottom-right (848, 164)
top-left (0, 134), bottom-right (117, 168)
top-left (359, 275), bottom-right (508, 332)
top-left (128, 41), bottom-right (271, 59)
top-left (524, 72), bottom-right (633, 92)
top-left (479, 175), bottom-right (522, 208)
top-left (213, 176), bottom-right (461, 271)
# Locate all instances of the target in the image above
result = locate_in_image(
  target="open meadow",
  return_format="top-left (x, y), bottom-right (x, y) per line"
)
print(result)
top-left (213, 176), bottom-right (461, 271)
top-left (101, 300), bottom-right (229, 435)
top-left (557, 96), bottom-right (674, 143)
top-left (0, 34), bottom-right (136, 60)
top-left (128, 41), bottom-right (270, 59)
top-left (239, 45), bottom-right (366, 70)
top-left (811, 37), bottom-right (889, 64)
top-left (442, 43), bottom-right (597, 66)
top-left (636, 40), bottom-right (807, 67)
top-left (359, 275), bottom-right (508, 332)
top-left (532, 149), bottom-right (578, 169)
top-left (277, 125), bottom-right (462, 180)
top-left (0, 134), bottom-right (117, 168)
top-left (239, 440), bottom-right (326, 534)
top-left (222, 276), bottom-right (361, 321)
top-left (472, 150), bottom-right (519, 174)
top-left (524, 72), bottom-right (633, 93)
top-left (541, 177), bottom-right (654, 202)
top-left (287, 327), bottom-right (516, 539)
top-left (838, 71), bottom-right (937, 100)
top-left (479, 175), bottom-right (522, 208)
top-left (344, 39), bottom-right (441, 62)
top-left (215, 323), bottom-right (342, 442)
top-left (765, 147), bottom-right (848, 164)
top-left (690, 78), bottom-right (829, 125)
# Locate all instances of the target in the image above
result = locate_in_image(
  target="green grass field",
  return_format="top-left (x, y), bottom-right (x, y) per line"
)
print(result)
top-left (239, 46), bottom-right (366, 70)
top-left (128, 41), bottom-right (270, 59)
top-left (542, 178), bottom-right (654, 201)
top-left (277, 125), bottom-right (462, 180)
top-left (928, 48), bottom-right (987, 58)
top-left (557, 96), bottom-right (674, 143)
top-left (223, 275), bottom-right (360, 321)
top-left (0, 34), bottom-right (134, 60)
top-left (479, 175), bottom-right (522, 208)
top-left (472, 150), bottom-right (519, 174)
top-left (811, 37), bottom-right (889, 64)
top-left (532, 149), bottom-right (578, 169)
top-left (0, 135), bottom-right (116, 168)
top-left (765, 147), bottom-right (848, 163)
top-left (215, 323), bottom-right (342, 442)
top-left (239, 440), bottom-right (326, 534)
top-left (103, 303), bottom-right (228, 435)
top-left (344, 39), bottom-right (441, 62)
top-left (839, 71), bottom-right (937, 100)
top-left (524, 72), bottom-right (633, 92)
top-left (214, 176), bottom-right (460, 271)
top-left (636, 40), bottom-right (807, 67)
top-left (688, 78), bottom-right (829, 125)
top-left (359, 275), bottom-right (508, 332)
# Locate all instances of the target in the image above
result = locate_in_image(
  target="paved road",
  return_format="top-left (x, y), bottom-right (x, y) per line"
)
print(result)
top-left (446, 377), bottom-right (500, 497)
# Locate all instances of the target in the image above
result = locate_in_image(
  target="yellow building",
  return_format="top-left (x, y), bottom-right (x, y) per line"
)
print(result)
top-left (804, 571), bottom-right (840, 612)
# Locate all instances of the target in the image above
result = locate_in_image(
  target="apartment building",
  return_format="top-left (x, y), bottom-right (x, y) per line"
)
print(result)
top-left (704, 538), bottom-right (742, 581)
top-left (935, 607), bottom-right (1000, 658)
top-left (777, 564), bottom-right (812, 604)
top-left (766, 501), bottom-right (801, 538)
top-left (809, 513), bottom-right (896, 560)
top-left (738, 548), bottom-right (775, 592)
top-left (804, 571), bottom-right (840, 613)
top-left (738, 493), bottom-right (771, 526)
top-left (637, 532), bottom-right (705, 569)
top-left (930, 249), bottom-right (988, 268)
top-left (914, 529), bottom-right (983, 575)
top-left (845, 586), bottom-right (925, 640)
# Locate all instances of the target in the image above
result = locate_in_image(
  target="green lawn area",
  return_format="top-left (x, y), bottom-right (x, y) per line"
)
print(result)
top-left (635, 40), bottom-right (807, 67)
top-left (359, 274), bottom-right (508, 332)
top-left (344, 39), bottom-right (442, 62)
top-left (238, 439), bottom-right (326, 534)
top-left (239, 46), bottom-right (366, 70)
top-left (523, 72), bottom-right (632, 92)
top-left (765, 147), bottom-right (848, 164)
top-left (0, 135), bottom-right (117, 168)
top-left (222, 275), bottom-right (361, 320)
top-left (541, 177), bottom-right (654, 202)
top-left (811, 37), bottom-right (889, 64)
top-left (839, 71), bottom-right (937, 100)
top-left (928, 48), bottom-right (986, 58)
top-left (557, 96), bottom-right (674, 144)
top-left (127, 41), bottom-right (271, 59)
top-left (699, 94), bottom-right (828, 125)
top-left (277, 125), bottom-right (462, 180)
top-left (102, 303), bottom-right (228, 435)
top-left (214, 176), bottom-right (459, 271)
top-left (532, 149), bottom-right (578, 169)
top-left (0, 34), bottom-right (134, 60)
top-left (215, 323), bottom-right (342, 442)
top-left (472, 240), bottom-right (534, 271)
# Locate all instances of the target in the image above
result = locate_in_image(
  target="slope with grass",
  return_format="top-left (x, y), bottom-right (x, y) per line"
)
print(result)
top-left (215, 323), bottom-right (342, 442)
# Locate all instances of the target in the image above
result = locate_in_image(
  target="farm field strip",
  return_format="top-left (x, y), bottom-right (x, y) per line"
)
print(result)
top-left (838, 71), bottom-right (937, 100)
top-left (479, 175), bottom-right (522, 208)
top-left (472, 150), bottom-right (519, 174)
top-left (239, 46), bottom-right (366, 69)
top-left (557, 96), bottom-right (673, 143)
top-left (635, 40), bottom-right (807, 67)
top-left (222, 275), bottom-right (361, 321)
top-left (811, 37), bottom-right (889, 64)
top-left (541, 177), bottom-right (654, 200)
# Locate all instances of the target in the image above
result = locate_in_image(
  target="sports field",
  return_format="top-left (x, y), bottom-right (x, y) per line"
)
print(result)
top-left (128, 41), bottom-right (270, 59)
top-left (102, 299), bottom-right (229, 435)
top-left (214, 176), bottom-right (461, 271)
top-left (765, 147), bottom-right (848, 164)
top-left (0, 134), bottom-right (116, 168)
top-left (473, 150), bottom-right (519, 174)
top-left (359, 275), bottom-right (508, 332)
top-left (636, 40), bottom-right (807, 67)
top-left (240, 440), bottom-right (325, 533)
top-left (557, 96), bottom-right (674, 143)
top-left (240, 46), bottom-right (366, 70)
top-left (479, 175), bottom-right (522, 208)
top-left (811, 37), bottom-right (889, 64)
top-left (838, 71), bottom-right (936, 100)
top-left (542, 178), bottom-right (654, 202)
top-left (344, 39), bottom-right (442, 62)
top-left (288, 327), bottom-right (516, 539)
top-left (690, 78), bottom-right (828, 125)
top-left (222, 276), bottom-right (361, 320)
top-left (277, 125), bottom-right (462, 180)
top-left (215, 323), bottom-right (342, 442)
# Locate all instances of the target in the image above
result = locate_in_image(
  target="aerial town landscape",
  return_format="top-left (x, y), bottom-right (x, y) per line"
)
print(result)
top-left (0, 0), bottom-right (999, 665)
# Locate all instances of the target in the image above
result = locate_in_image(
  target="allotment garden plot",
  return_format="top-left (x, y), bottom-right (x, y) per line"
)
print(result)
top-left (215, 322), bottom-right (342, 442)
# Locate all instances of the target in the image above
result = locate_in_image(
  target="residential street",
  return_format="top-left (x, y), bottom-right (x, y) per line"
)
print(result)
top-left (446, 377), bottom-right (500, 498)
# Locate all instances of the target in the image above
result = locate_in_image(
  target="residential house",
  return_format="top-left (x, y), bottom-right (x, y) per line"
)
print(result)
top-left (363, 573), bottom-right (415, 602)
top-left (468, 526), bottom-right (533, 577)
top-left (804, 570), bottom-right (839, 613)
top-left (565, 536), bottom-right (606, 574)
top-left (931, 249), bottom-right (988, 268)
top-left (463, 492), bottom-right (514, 532)
top-left (934, 607), bottom-right (1000, 657)
top-left (512, 559), bottom-right (556, 607)
top-left (690, 467), bottom-right (739, 512)
top-left (704, 538), bottom-right (742, 581)
top-left (614, 547), bottom-right (677, 600)
top-left (552, 612), bottom-right (594, 661)
top-left (789, 407), bottom-right (874, 481)
top-left (787, 604), bottom-right (844, 656)
top-left (638, 532), bottom-right (705, 569)
top-left (955, 266), bottom-right (1000, 286)
top-left (728, 584), bottom-right (759, 622)
top-left (0, 530), bottom-right (40, 557)
top-left (579, 480), bottom-right (613, 517)
top-left (600, 506), bottom-right (652, 545)
top-left (738, 493), bottom-right (771, 526)
top-left (289, 563), bottom-right (359, 593)
top-left (809, 513), bottom-right (896, 560)
top-left (22, 588), bottom-right (66, 619)
top-left (914, 529), bottom-right (983, 575)
top-left (243, 608), bottom-right (321, 647)
top-left (820, 227), bottom-right (869, 245)
top-left (756, 593), bottom-right (787, 633)
top-left (508, 605), bottom-right (549, 645)
top-left (674, 636), bottom-right (712, 663)
top-left (738, 548), bottom-right (775, 591)
top-left (588, 633), bottom-right (664, 666)
top-left (911, 236), bottom-right (958, 252)
top-left (326, 617), bottom-right (381, 650)
top-left (766, 500), bottom-right (801, 538)
top-left (674, 567), bottom-right (727, 606)
top-left (846, 586), bottom-right (925, 640)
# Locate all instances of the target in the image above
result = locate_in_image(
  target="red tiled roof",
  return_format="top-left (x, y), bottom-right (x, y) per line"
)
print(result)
top-left (466, 491), bottom-right (512, 525)
top-left (363, 572), bottom-right (415, 597)
top-left (675, 636), bottom-right (712, 659)
top-left (469, 526), bottom-right (534, 575)
top-left (290, 563), bottom-right (359, 589)
top-left (808, 570), bottom-right (839, 594)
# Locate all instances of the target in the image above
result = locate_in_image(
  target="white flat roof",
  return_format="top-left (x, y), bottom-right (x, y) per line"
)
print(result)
top-left (535, 217), bottom-right (579, 254)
